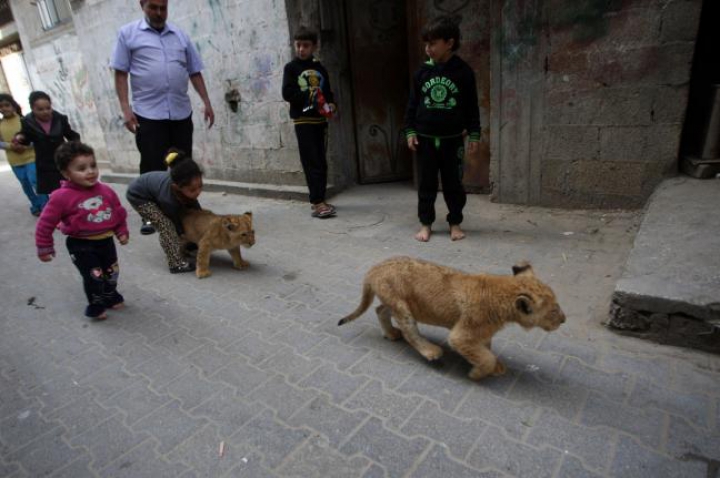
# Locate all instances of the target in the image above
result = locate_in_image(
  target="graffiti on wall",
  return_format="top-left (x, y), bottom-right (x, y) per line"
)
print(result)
top-left (495, 0), bottom-right (541, 69)
top-left (38, 42), bottom-right (99, 137)
top-left (496, 0), bottom-right (617, 68)
top-left (552, 0), bottom-right (619, 43)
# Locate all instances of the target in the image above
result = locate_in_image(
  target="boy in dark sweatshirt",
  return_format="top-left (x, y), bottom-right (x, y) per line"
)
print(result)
top-left (282, 27), bottom-right (337, 219)
top-left (405, 16), bottom-right (481, 242)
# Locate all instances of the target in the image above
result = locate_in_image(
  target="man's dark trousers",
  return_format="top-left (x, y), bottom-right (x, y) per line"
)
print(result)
top-left (135, 114), bottom-right (194, 173)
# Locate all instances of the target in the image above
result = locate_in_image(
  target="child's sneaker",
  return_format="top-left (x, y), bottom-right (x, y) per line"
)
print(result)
top-left (140, 220), bottom-right (156, 235)
top-left (170, 262), bottom-right (195, 274)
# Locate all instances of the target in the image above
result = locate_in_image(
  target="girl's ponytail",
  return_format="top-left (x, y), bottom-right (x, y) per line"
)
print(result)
top-left (165, 148), bottom-right (203, 187)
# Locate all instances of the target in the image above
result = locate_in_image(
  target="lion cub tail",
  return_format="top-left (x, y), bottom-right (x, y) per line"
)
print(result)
top-left (338, 281), bottom-right (375, 326)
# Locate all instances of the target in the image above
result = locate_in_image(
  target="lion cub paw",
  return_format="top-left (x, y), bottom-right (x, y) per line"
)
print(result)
top-left (420, 345), bottom-right (444, 362)
top-left (196, 269), bottom-right (212, 279)
top-left (492, 360), bottom-right (507, 376)
top-left (233, 260), bottom-right (250, 270)
top-left (468, 365), bottom-right (494, 381)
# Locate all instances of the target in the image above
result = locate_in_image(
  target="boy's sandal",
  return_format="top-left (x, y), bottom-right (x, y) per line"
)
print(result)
top-left (311, 203), bottom-right (336, 218)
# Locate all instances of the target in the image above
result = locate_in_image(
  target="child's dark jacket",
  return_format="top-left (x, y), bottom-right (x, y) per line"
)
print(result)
top-left (282, 56), bottom-right (335, 123)
top-left (19, 111), bottom-right (80, 193)
top-left (404, 55), bottom-right (481, 141)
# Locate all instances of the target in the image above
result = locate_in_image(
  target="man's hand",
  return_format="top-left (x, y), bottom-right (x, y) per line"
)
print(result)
top-left (39, 253), bottom-right (54, 263)
top-left (122, 110), bottom-right (139, 134)
top-left (204, 103), bottom-right (215, 129)
top-left (407, 135), bottom-right (418, 151)
top-left (118, 234), bottom-right (129, 245)
top-left (468, 141), bottom-right (479, 154)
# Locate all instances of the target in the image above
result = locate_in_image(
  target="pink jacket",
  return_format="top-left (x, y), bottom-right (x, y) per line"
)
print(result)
top-left (36, 180), bottom-right (129, 256)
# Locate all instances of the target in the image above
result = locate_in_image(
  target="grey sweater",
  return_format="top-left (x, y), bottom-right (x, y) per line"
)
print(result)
top-left (126, 171), bottom-right (200, 233)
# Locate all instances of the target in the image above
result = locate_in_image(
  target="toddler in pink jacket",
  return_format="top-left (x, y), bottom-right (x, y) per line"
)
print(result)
top-left (36, 141), bottom-right (129, 320)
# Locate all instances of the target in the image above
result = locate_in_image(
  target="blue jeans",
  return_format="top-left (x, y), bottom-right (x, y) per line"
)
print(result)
top-left (11, 162), bottom-right (48, 214)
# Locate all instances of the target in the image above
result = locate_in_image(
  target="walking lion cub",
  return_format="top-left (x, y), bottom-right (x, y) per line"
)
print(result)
top-left (182, 209), bottom-right (255, 279)
top-left (339, 256), bottom-right (565, 380)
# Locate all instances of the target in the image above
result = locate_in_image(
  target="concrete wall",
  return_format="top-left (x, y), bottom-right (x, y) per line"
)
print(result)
top-left (493, 0), bottom-right (702, 208)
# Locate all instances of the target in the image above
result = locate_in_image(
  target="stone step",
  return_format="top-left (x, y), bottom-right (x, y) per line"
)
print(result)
top-left (607, 176), bottom-right (720, 353)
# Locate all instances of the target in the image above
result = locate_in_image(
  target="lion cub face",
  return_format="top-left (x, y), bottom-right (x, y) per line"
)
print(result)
top-left (221, 213), bottom-right (255, 247)
top-left (512, 263), bottom-right (565, 332)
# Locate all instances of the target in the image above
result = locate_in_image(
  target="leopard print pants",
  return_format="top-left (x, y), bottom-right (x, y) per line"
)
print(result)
top-left (134, 202), bottom-right (186, 269)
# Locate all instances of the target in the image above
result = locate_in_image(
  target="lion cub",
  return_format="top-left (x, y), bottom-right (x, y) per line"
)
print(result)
top-left (181, 209), bottom-right (255, 279)
top-left (339, 256), bottom-right (565, 380)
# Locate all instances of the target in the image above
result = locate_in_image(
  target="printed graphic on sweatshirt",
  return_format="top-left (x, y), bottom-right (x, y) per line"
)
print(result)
top-left (299, 69), bottom-right (329, 114)
top-left (422, 76), bottom-right (459, 110)
top-left (79, 195), bottom-right (113, 223)
top-left (298, 69), bottom-right (325, 93)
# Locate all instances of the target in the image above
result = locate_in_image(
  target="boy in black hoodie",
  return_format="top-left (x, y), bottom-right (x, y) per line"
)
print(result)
top-left (282, 27), bottom-right (337, 218)
top-left (405, 16), bottom-right (481, 242)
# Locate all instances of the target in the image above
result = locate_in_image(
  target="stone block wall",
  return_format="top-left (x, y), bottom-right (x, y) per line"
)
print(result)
top-left (539, 0), bottom-right (702, 208)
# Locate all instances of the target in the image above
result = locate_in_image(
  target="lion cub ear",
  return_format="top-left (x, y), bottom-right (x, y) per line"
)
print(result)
top-left (222, 218), bottom-right (235, 230)
top-left (515, 294), bottom-right (533, 314)
top-left (244, 211), bottom-right (252, 217)
top-left (512, 261), bottom-right (534, 277)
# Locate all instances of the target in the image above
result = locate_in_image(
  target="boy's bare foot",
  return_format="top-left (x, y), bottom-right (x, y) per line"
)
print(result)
top-left (450, 224), bottom-right (466, 241)
top-left (415, 225), bottom-right (432, 242)
top-left (110, 303), bottom-right (125, 310)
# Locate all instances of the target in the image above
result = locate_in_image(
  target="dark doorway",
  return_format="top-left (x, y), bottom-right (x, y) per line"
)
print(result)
top-left (345, 0), bottom-right (413, 183)
top-left (679, 0), bottom-right (720, 177)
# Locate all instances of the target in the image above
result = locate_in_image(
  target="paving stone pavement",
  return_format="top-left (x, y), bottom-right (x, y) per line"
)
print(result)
top-left (1, 167), bottom-right (719, 478)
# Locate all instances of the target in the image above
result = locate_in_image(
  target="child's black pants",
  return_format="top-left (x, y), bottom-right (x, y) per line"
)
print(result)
top-left (416, 135), bottom-right (467, 226)
top-left (294, 122), bottom-right (328, 204)
top-left (66, 236), bottom-right (124, 318)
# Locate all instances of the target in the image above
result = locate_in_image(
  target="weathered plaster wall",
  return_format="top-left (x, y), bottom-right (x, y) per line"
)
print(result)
top-left (494, 0), bottom-right (702, 208)
top-left (68, 0), bottom-right (302, 187)
top-left (9, 0), bottom-right (108, 164)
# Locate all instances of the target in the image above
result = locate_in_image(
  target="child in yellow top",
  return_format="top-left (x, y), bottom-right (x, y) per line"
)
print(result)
top-left (0, 93), bottom-right (47, 216)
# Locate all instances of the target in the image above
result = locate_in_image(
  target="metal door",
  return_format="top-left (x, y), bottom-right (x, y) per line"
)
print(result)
top-left (346, 0), bottom-right (412, 183)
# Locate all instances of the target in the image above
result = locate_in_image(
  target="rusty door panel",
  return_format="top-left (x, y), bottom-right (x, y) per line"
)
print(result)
top-left (346, 0), bottom-right (413, 183)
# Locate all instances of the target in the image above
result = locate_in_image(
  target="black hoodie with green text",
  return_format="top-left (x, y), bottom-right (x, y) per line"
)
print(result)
top-left (404, 54), bottom-right (481, 142)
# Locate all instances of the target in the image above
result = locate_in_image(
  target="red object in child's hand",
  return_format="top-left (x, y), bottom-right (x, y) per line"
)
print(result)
top-left (315, 89), bottom-right (333, 118)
